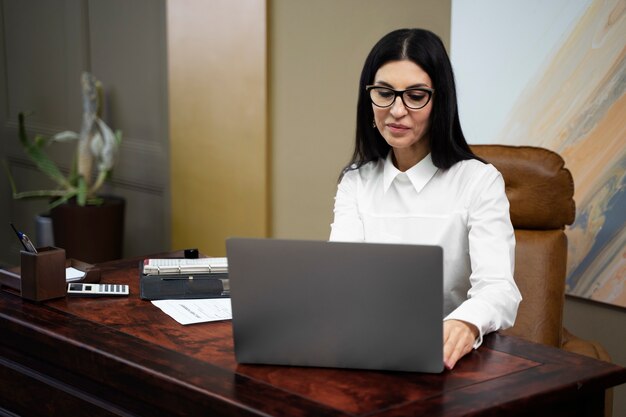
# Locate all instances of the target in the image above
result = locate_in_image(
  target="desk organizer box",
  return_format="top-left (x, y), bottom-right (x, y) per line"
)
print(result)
top-left (0, 247), bottom-right (100, 302)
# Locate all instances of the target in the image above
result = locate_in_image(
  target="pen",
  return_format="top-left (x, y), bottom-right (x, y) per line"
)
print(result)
top-left (10, 223), bottom-right (38, 254)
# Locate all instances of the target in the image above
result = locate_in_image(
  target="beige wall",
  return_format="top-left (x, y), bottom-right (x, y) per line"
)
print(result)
top-left (166, 0), bottom-right (451, 254)
top-left (270, 0), bottom-right (451, 239)
top-left (168, 0), bottom-right (268, 257)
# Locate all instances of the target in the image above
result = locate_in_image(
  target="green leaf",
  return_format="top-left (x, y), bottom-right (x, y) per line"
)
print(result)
top-left (48, 190), bottom-right (78, 209)
top-left (115, 129), bottom-right (123, 145)
top-left (3, 157), bottom-right (72, 202)
top-left (24, 143), bottom-right (70, 187)
top-left (17, 113), bottom-right (29, 147)
top-left (18, 114), bottom-right (70, 188)
top-left (13, 189), bottom-right (71, 199)
top-left (76, 176), bottom-right (87, 206)
top-left (86, 196), bottom-right (104, 206)
top-left (34, 134), bottom-right (51, 147)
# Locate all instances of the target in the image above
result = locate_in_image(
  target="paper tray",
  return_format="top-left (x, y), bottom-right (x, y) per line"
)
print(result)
top-left (65, 259), bottom-right (101, 284)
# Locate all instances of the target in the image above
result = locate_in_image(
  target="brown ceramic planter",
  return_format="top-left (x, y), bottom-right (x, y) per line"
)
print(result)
top-left (50, 196), bottom-right (125, 263)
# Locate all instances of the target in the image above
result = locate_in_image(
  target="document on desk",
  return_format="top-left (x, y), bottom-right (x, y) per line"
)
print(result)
top-left (66, 267), bottom-right (86, 282)
top-left (151, 299), bottom-right (232, 325)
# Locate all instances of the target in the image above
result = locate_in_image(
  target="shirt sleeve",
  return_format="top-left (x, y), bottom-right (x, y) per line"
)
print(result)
top-left (329, 169), bottom-right (365, 242)
top-left (444, 166), bottom-right (522, 348)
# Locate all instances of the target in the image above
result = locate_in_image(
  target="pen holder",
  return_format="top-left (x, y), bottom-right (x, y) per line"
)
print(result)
top-left (20, 246), bottom-right (66, 301)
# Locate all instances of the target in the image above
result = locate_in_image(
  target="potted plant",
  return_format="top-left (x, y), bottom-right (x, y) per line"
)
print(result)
top-left (4, 72), bottom-right (124, 263)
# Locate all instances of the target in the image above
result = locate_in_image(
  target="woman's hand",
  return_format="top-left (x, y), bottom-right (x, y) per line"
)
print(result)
top-left (443, 319), bottom-right (479, 370)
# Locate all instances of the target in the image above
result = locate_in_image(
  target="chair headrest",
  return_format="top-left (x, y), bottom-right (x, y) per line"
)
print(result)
top-left (470, 145), bottom-right (575, 229)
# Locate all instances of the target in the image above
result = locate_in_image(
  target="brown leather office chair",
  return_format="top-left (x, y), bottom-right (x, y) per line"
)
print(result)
top-left (471, 145), bottom-right (612, 415)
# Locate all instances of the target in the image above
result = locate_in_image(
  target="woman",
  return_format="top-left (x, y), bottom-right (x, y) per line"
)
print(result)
top-left (330, 29), bottom-right (522, 370)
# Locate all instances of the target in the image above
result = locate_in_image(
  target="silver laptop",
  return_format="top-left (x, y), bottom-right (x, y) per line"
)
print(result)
top-left (226, 238), bottom-right (443, 373)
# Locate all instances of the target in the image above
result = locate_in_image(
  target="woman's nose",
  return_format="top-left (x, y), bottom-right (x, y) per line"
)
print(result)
top-left (389, 96), bottom-right (408, 117)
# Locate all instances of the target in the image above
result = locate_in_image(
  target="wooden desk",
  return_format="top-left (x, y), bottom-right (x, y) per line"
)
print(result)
top-left (1, 254), bottom-right (625, 417)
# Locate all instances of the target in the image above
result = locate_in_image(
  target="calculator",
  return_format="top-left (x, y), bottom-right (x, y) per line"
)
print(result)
top-left (67, 283), bottom-right (129, 297)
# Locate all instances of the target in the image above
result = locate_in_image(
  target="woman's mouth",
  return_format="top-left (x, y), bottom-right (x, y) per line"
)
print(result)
top-left (386, 123), bottom-right (410, 134)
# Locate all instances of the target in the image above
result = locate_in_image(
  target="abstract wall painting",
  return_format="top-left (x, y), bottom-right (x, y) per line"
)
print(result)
top-left (494, 0), bottom-right (626, 308)
top-left (453, 0), bottom-right (625, 308)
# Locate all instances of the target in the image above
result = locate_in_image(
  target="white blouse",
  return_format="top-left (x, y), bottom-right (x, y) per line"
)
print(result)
top-left (330, 152), bottom-right (522, 347)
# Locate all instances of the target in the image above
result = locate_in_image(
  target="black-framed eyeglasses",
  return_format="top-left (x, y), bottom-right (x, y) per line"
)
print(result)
top-left (365, 85), bottom-right (434, 110)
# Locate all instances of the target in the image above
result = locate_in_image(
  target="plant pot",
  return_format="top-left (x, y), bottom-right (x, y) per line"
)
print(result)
top-left (50, 196), bottom-right (125, 264)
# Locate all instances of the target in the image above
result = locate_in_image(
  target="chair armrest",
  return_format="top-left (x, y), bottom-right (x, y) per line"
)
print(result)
top-left (561, 327), bottom-right (611, 362)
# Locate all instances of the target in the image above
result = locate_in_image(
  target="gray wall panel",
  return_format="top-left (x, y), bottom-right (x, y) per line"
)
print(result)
top-left (0, 0), bottom-right (170, 265)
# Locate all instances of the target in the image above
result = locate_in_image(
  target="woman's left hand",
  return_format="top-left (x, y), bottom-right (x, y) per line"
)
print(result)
top-left (443, 319), bottom-right (479, 370)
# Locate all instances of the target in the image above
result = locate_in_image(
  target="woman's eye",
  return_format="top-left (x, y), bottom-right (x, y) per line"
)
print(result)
top-left (407, 92), bottom-right (426, 101)
top-left (377, 90), bottom-right (394, 98)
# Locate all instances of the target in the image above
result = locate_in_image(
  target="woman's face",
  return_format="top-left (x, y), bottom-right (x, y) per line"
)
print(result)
top-left (371, 60), bottom-right (433, 161)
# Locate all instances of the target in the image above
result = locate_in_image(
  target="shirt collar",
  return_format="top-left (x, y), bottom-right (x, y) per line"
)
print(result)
top-left (383, 152), bottom-right (438, 194)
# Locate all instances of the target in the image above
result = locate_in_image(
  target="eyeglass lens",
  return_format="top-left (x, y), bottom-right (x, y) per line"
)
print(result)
top-left (369, 87), bottom-right (431, 109)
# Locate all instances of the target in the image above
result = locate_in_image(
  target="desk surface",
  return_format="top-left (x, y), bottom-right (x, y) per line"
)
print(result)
top-left (1, 253), bottom-right (625, 417)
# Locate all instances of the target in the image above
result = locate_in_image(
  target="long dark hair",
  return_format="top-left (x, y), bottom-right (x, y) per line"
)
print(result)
top-left (345, 28), bottom-right (480, 174)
